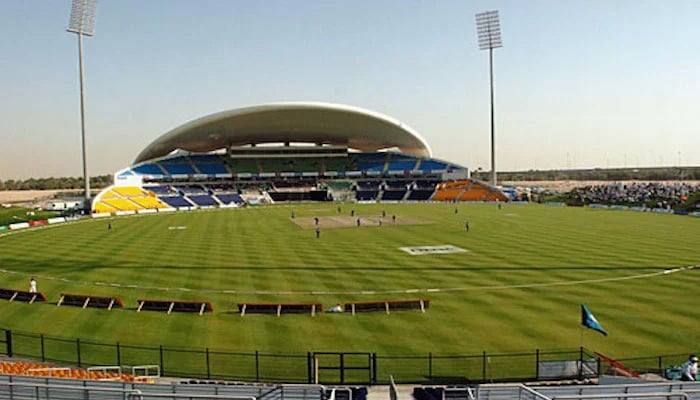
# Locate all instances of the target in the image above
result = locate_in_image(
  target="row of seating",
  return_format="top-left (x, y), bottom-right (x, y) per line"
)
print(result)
top-left (93, 186), bottom-right (170, 213)
top-left (131, 153), bottom-right (456, 177)
top-left (0, 374), bottom-right (327, 400)
top-left (433, 180), bottom-right (508, 202)
top-left (0, 361), bottom-right (143, 382)
top-left (92, 178), bottom-right (505, 214)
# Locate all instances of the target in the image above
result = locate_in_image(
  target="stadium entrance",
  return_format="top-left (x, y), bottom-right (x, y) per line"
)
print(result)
top-left (311, 352), bottom-right (376, 384)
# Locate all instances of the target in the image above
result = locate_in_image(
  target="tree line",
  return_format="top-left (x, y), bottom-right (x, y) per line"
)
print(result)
top-left (0, 175), bottom-right (112, 191)
top-left (474, 166), bottom-right (700, 182)
top-left (1, 166), bottom-right (698, 191)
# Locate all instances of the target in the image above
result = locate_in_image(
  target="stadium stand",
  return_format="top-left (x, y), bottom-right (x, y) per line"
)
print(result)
top-left (355, 191), bottom-right (379, 201)
top-left (386, 160), bottom-right (416, 172)
top-left (93, 202), bottom-right (117, 214)
top-left (237, 302), bottom-right (323, 317)
top-left (356, 181), bottom-right (381, 190)
top-left (217, 193), bottom-right (246, 205)
top-left (385, 179), bottom-right (412, 189)
top-left (324, 181), bottom-right (354, 190)
top-left (458, 188), bottom-right (489, 201)
top-left (406, 189), bottom-right (434, 201)
top-left (188, 154), bottom-right (221, 163)
top-left (0, 374), bottom-right (330, 400)
top-left (324, 386), bottom-right (367, 400)
top-left (475, 380), bottom-right (700, 400)
top-left (323, 155), bottom-right (359, 173)
top-left (344, 299), bottom-right (429, 315)
top-left (113, 187), bottom-right (146, 197)
top-left (357, 153), bottom-right (387, 172)
top-left (144, 185), bottom-right (172, 195)
top-left (98, 103), bottom-right (508, 212)
top-left (111, 156), bottom-right (506, 209)
top-left (227, 158), bottom-right (260, 174)
top-left (101, 198), bottom-right (141, 211)
top-left (0, 288), bottom-right (47, 304)
top-left (195, 162), bottom-right (229, 175)
top-left (381, 190), bottom-right (407, 201)
top-left (159, 160), bottom-right (197, 175)
top-left (57, 293), bottom-right (124, 310)
top-left (433, 180), bottom-right (508, 202)
top-left (189, 154), bottom-right (230, 175)
top-left (93, 186), bottom-right (170, 213)
top-left (260, 159), bottom-right (291, 173)
top-left (131, 196), bottom-right (168, 209)
top-left (159, 195), bottom-right (194, 208)
top-left (188, 194), bottom-right (219, 206)
top-left (414, 386), bottom-right (473, 400)
top-left (417, 160), bottom-right (449, 172)
top-left (136, 299), bottom-right (214, 315)
top-left (432, 188), bottom-right (464, 202)
top-left (131, 163), bottom-right (166, 175)
top-left (175, 184), bottom-right (207, 194)
top-left (0, 361), bottom-right (152, 384)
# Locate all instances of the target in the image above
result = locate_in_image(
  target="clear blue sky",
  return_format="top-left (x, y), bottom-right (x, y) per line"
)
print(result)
top-left (1, 0), bottom-right (698, 180)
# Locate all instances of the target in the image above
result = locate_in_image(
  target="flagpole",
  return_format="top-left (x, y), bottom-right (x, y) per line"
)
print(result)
top-left (579, 327), bottom-right (584, 379)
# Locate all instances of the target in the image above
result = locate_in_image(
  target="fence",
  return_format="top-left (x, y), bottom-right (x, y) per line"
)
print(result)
top-left (2, 327), bottom-right (658, 385)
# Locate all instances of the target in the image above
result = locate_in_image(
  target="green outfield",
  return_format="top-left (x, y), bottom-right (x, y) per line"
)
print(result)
top-left (0, 202), bottom-right (698, 362)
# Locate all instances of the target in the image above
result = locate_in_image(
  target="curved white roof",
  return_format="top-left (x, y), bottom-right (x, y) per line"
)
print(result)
top-left (134, 102), bottom-right (432, 164)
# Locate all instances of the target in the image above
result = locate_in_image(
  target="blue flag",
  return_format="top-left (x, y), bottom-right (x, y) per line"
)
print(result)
top-left (581, 304), bottom-right (607, 336)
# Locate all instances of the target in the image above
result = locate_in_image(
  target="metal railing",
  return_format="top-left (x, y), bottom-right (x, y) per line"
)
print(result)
top-left (549, 393), bottom-right (689, 400)
top-left (476, 383), bottom-right (553, 400)
top-left (1, 326), bottom-right (601, 384)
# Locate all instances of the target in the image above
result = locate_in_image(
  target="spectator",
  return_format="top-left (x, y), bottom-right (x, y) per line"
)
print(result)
top-left (570, 182), bottom-right (700, 208)
top-left (681, 354), bottom-right (698, 381)
top-left (328, 303), bottom-right (343, 313)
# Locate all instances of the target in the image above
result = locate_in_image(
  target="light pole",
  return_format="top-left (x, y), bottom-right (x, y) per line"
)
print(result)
top-left (475, 10), bottom-right (502, 187)
top-left (67, 0), bottom-right (97, 210)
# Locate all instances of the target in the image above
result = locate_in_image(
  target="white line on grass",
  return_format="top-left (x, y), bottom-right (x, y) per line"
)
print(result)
top-left (0, 265), bottom-right (695, 296)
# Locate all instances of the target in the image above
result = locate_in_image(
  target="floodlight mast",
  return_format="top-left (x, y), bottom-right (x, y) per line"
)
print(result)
top-left (67, 0), bottom-right (97, 209)
top-left (475, 10), bottom-right (502, 187)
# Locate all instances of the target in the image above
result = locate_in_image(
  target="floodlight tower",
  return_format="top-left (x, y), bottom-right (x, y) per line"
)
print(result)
top-left (67, 0), bottom-right (97, 208)
top-left (475, 10), bottom-right (502, 187)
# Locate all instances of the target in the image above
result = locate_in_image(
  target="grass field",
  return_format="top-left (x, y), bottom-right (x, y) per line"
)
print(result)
top-left (0, 202), bottom-right (699, 374)
top-left (0, 206), bottom-right (59, 226)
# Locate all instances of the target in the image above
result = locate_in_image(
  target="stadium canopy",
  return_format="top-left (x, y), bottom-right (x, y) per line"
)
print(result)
top-left (134, 102), bottom-right (432, 164)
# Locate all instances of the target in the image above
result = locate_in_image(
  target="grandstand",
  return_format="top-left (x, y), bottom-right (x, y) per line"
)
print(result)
top-left (93, 102), bottom-right (505, 212)
top-left (93, 186), bottom-right (169, 213)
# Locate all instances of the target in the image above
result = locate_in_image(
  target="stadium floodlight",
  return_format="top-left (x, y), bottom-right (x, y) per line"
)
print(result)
top-left (475, 10), bottom-right (502, 187)
top-left (67, 0), bottom-right (97, 209)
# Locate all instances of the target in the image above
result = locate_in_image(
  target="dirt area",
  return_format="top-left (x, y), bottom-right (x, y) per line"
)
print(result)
top-left (0, 190), bottom-right (81, 205)
top-left (291, 215), bottom-right (429, 229)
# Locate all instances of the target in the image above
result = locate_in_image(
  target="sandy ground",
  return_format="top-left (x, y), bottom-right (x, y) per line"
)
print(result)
top-left (0, 190), bottom-right (82, 205)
